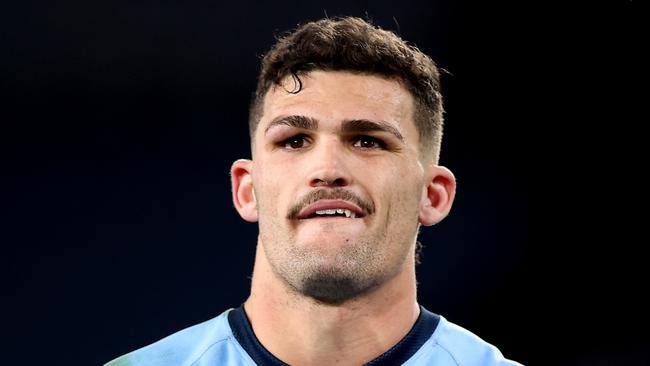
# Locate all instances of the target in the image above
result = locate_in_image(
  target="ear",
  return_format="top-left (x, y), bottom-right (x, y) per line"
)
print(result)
top-left (231, 159), bottom-right (258, 222)
top-left (419, 165), bottom-right (456, 226)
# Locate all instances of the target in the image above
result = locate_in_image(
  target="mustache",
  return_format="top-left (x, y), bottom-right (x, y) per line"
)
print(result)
top-left (286, 188), bottom-right (375, 220)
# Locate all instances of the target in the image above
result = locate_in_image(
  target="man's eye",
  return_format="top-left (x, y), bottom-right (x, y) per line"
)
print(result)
top-left (282, 134), bottom-right (309, 149)
top-left (353, 136), bottom-right (386, 149)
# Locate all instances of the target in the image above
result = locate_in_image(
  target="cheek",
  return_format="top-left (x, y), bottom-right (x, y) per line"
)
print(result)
top-left (253, 159), bottom-right (296, 215)
top-left (383, 166), bottom-right (423, 218)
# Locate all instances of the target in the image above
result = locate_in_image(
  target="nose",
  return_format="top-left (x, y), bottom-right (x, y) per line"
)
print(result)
top-left (307, 137), bottom-right (352, 188)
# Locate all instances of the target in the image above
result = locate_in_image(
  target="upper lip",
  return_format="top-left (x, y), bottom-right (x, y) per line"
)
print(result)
top-left (296, 199), bottom-right (366, 219)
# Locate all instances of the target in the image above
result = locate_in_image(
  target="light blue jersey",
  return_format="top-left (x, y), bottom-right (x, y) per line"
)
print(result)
top-left (106, 306), bottom-right (521, 366)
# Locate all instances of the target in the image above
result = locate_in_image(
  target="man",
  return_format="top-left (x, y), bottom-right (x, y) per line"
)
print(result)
top-left (106, 17), bottom-right (521, 366)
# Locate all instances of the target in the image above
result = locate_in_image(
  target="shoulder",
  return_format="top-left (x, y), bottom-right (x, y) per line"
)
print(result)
top-left (104, 309), bottom-right (251, 366)
top-left (408, 316), bottom-right (523, 366)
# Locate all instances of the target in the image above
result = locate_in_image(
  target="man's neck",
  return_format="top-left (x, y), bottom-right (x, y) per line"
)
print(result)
top-left (244, 244), bottom-right (420, 366)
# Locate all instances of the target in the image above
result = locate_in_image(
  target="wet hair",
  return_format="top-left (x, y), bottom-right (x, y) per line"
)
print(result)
top-left (249, 16), bottom-right (445, 163)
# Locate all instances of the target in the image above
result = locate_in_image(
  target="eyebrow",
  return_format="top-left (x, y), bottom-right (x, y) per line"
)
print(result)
top-left (264, 115), bottom-right (318, 134)
top-left (264, 115), bottom-right (404, 142)
top-left (341, 119), bottom-right (404, 142)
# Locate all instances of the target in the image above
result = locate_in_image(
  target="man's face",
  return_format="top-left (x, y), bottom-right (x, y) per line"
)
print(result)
top-left (251, 70), bottom-right (427, 304)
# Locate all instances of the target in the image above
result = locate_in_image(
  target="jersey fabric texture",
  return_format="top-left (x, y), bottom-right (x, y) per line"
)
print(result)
top-left (105, 305), bottom-right (521, 366)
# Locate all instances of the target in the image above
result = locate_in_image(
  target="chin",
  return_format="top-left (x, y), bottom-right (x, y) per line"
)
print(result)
top-left (298, 269), bottom-right (382, 306)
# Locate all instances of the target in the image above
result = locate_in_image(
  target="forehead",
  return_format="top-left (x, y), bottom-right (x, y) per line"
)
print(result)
top-left (259, 71), bottom-right (416, 135)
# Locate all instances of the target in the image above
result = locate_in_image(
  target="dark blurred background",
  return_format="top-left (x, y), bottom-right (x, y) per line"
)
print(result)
top-left (1, 1), bottom-right (645, 365)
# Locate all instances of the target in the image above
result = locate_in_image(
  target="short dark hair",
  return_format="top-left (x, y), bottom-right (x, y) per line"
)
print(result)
top-left (249, 16), bottom-right (445, 162)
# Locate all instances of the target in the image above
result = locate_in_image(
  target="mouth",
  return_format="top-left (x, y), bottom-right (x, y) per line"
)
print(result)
top-left (306, 208), bottom-right (358, 219)
top-left (296, 200), bottom-right (366, 220)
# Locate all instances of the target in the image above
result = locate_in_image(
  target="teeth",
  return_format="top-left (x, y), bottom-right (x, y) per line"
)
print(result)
top-left (313, 208), bottom-right (357, 218)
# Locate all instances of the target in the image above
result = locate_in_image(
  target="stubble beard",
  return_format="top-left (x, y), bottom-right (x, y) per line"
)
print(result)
top-left (257, 188), bottom-right (418, 305)
top-left (261, 226), bottom-right (405, 306)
